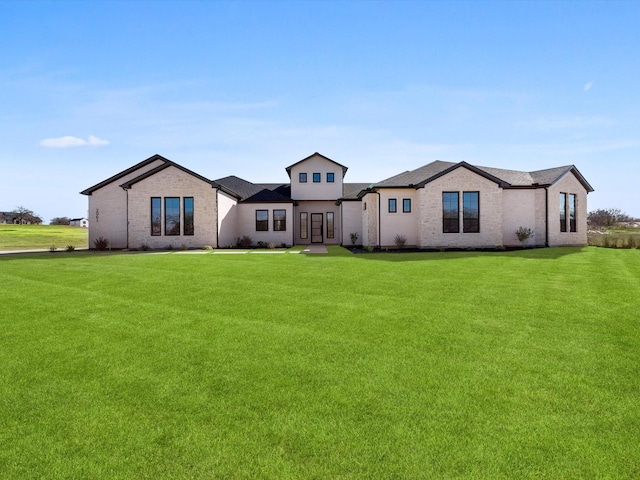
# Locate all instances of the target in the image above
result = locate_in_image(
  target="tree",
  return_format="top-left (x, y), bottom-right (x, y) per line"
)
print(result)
top-left (587, 208), bottom-right (632, 229)
top-left (10, 206), bottom-right (42, 224)
top-left (50, 217), bottom-right (71, 225)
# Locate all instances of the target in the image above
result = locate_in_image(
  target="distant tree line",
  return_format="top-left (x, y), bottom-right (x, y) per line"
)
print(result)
top-left (50, 217), bottom-right (71, 225)
top-left (0, 206), bottom-right (42, 224)
top-left (588, 208), bottom-right (635, 229)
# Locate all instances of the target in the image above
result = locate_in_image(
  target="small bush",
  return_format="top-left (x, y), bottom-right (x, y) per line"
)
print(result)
top-left (181, 244), bottom-right (188, 251)
top-left (394, 234), bottom-right (407, 248)
top-left (202, 245), bottom-right (214, 250)
top-left (364, 245), bottom-right (374, 253)
top-left (140, 243), bottom-right (149, 251)
top-left (49, 245), bottom-right (56, 253)
top-left (267, 242), bottom-right (276, 250)
top-left (66, 245), bottom-right (75, 252)
top-left (515, 226), bottom-right (534, 243)
top-left (236, 235), bottom-right (252, 248)
top-left (94, 236), bottom-right (109, 250)
top-left (350, 232), bottom-right (359, 245)
top-left (167, 244), bottom-right (174, 251)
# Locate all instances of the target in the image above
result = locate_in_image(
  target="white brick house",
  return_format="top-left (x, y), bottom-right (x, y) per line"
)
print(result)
top-left (81, 153), bottom-right (593, 249)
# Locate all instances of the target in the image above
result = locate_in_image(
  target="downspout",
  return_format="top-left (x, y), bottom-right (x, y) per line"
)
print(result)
top-left (124, 186), bottom-right (130, 250)
top-left (214, 187), bottom-right (219, 249)
top-left (544, 187), bottom-right (549, 247)
top-left (376, 191), bottom-right (381, 248)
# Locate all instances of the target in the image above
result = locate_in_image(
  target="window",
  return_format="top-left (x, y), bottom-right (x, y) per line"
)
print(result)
top-left (256, 210), bottom-right (268, 231)
top-left (300, 212), bottom-right (308, 239)
top-left (403, 199), bottom-right (411, 213)
top-left (443, 192), bottom-right (459, 233)
top-left (273, 209), bottom-right (286, 231)
top-left (151, 197), bottom-right (161, 236)
top-left (313, 173), bottom-right (321, 183)
top-left (327, 172), bottom-right (335, 183)
top-left (463, 192), bottom-right (479, 233)
top-left (327, 212), bottom-right (334, 239)
top-left (569, 194), bottom-right (577, 232)
top-left (165, 197), bottom-right (180, 235)
top-left (388, 198), bottom-right (397, 213)
top-left (559, 193), bottom-right (567, 232)
top-left (183, 197), bottom-right (194, 235)
top-left (299, 172), bottom-right (307, 183)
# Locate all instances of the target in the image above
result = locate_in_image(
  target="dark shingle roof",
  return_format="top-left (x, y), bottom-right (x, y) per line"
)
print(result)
top-left (216, 176), bottom-right (293, 203)
top-left (371, 160), bottom-right (594, 192)
top-left (341, 183), bottom-right (371, 200)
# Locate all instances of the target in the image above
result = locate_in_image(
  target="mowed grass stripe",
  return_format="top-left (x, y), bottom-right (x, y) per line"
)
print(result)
top-left (0, 248), bottom-right (638, 478)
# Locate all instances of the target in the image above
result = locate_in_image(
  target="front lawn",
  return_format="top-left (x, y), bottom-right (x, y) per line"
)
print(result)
top-left (0, 247), bottom-right (638, 478)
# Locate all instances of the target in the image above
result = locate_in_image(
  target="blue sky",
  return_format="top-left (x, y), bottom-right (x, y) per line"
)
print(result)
top-left (1, 0), bottom-right (639, 222)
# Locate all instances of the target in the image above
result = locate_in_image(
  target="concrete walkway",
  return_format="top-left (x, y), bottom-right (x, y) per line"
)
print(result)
top-left (302, 245), bottom-right (328, 254)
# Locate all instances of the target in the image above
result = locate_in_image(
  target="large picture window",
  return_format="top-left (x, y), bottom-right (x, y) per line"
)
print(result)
top-left (443, 192), bottom-right (459, 233)
top-left (256, 210), bottom-right (268, 231)
top-left (300, 212), bottom-right (308, 239)
top-left (273, 209), bottom-right (286, 231)
top-left (151, 197), bottom-right (161, 236)
top-left (326, 212), bottom-right (334, 239)
top-left (559, 193), bottom-right (567, 232)
top-left (183, 197), bottom-right (194, 235)
top-left (165, 197), bottom-right (180, 235)
top-left (463, 192), bottom-right (479, 233)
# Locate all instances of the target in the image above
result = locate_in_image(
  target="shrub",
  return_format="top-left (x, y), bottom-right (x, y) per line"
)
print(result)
top-left (140, 243), bottom-right (150, 251)
top-left (364, 245), bottom-right (374, 253)
top-left (515, 226), bottom-right (534, 243)
top-left (94, 236), bottom-right (109, 250)
top-left (236, 235), bottom-right (252, 248)
top-left (66, 245), bottom-right (75, 252)
top-left (350, 232), bottom-right (359, 245)
top-left (202, 245), bottom-right (214, 250)
top-left (49, 245), bottom-right (56, 253)
top-left (167, 244), bottom-right (174, 251)
top-left (181, 244), bottom-right (188, 251)
top-left (394, 234), bottom-right (407, 248)
top-left (267, 242), bottom-right (276, 249)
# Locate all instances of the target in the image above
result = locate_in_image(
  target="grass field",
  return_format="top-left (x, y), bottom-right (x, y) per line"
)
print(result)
top-left (1, 247), bottom-right (638, 478)
top-left (0, 224), bottom-right (88, 251)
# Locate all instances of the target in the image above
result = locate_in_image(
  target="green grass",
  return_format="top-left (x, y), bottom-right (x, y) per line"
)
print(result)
top-left (1, 247), bottom-right (639, 478)
top-left (0, 224), bottom-right (88, 251)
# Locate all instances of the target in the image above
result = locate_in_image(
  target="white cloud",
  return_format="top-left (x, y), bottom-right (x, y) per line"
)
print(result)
top-left (40, 135), bottom-right (109, 148)
top-left (584, 81), bottom-right (593, 92)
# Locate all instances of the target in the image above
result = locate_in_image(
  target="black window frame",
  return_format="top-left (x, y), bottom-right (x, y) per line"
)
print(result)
top-left (442, 192), bottom-right (460, 233)
top-left (569, 193), bottom-right (577, 232)
top-left (462, 191), bottom-right (480, 233)
top-left (256, 210), bottom-right (268, 231)
top-left (388, 198), bottom-right (397, 213)
top-left (299, 172), bottom-right (307, 183)
top-left (560, 193), bottom-right (567, 232)
top-left (326, 172), bottom-right (335, 183)
top-left (326, 212), bottom-right (335, 239)
top-left (273, 209), bottom-right (286, 231)
top-left (164, 197), bottom-right (180, 236)
top-left (402, 198), bottom-right (411, 213)
top-left (183, 197), bottom-right (194, 236)
top-left (151, 197), bottom-right (161, 236)
top-left (313, 172), bottom-right (321, 183)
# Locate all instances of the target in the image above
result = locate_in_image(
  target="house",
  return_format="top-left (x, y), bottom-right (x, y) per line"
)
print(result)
top-left (0, 211), bottom-right (43, 225)
top-left (80, 153), bottom-right (593, 250)
top-left (69, 217), bottom-right (89, 228)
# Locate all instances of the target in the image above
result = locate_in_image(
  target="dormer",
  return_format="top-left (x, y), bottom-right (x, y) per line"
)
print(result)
top-left (286, 152), bottom-right (348, 201)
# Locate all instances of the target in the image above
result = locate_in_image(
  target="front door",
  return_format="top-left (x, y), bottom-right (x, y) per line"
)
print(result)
top-left (311, 213), bottom-right (323, 243)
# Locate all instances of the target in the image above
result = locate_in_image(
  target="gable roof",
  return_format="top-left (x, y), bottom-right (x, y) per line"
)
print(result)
top-left (119, 161), bottom-right (220, 190)
top-left (369, 160), bottom-right (594, 192)
top-left (80, 154), bottom-right (170, 195)
top-left (285, 152), bottom-right (348, 178)
top-left (215, 176), bottom-right (293, 203)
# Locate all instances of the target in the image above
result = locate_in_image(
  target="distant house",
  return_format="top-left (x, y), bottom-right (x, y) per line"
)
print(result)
top-left (80, 152), bottom-right (594, 249)
top-left (0, 211), bottom-right (43, 225)
top-left (69, 217), bottom-right (89, 228)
